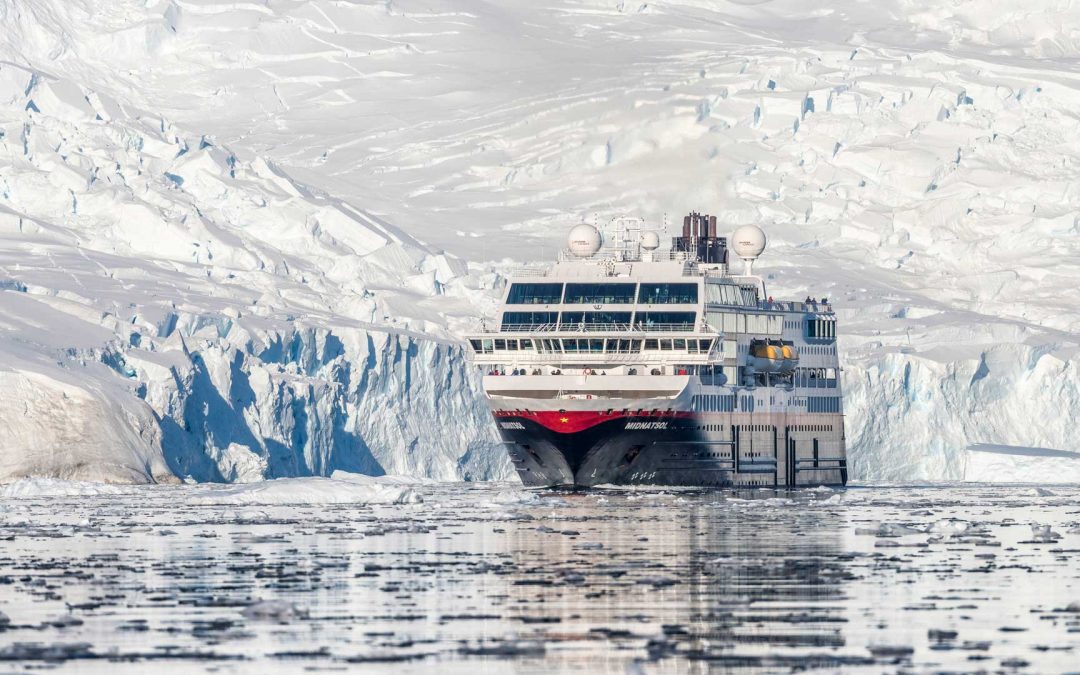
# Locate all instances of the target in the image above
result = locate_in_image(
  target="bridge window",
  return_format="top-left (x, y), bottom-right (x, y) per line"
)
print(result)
top-left (506, 283), bottom-right (563, 305)
top-left (638, 283), bottom-right (698, 304)
top-left (559, 311), bottom-right (632, 329)
top-left (636, 312), bottom-right (696, 330)
top-left (564, 283), bottom-right (636, 304)
top-left (605, 338), bottom-right (642, 353)
top-left (501, 311), bottom-right (557, 330)
top-left (560, 338), bottom-right (604, 352)
top-left (704, 283), bottom-right (749, 305)
top-left (644, 339), bottom-right (659, 350)
top-left (687, 338), bottom-right (714, 354)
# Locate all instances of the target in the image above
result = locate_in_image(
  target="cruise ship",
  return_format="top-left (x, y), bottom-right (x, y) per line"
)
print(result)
top-left (466, 214), bottom-right (846, 488)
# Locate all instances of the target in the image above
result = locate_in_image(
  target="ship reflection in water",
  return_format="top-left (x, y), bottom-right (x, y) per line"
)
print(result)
top-left (0, 483), bottom-right (1076, 672)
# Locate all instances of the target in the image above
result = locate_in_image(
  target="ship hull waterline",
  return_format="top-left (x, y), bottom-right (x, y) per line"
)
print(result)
top-left (494, 410), bottom-right (848, 488)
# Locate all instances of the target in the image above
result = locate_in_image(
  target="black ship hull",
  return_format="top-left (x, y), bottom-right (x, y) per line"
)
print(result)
top-left (495, 410), bottom-right (847, 488)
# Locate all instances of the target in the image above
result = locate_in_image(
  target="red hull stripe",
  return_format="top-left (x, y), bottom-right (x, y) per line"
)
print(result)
top-left (494, 409), bottom-right (692, 433)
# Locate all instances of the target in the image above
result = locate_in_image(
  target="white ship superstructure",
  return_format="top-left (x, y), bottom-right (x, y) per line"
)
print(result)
top-left (467, 214), bottom-right (846, 488)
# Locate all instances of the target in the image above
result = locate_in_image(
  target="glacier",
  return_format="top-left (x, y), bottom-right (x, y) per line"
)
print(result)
top-left (0, 0), bottom-right (1078, 483)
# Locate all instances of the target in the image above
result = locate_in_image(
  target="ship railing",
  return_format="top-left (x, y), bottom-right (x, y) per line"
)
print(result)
top-left (760, 300), bottom-right (833, 313)
top-left (632, 322), bottom-right (696, 332)
top-left (492, 322), bottom-right (697, 333)
top-left (506, 267), bottom-right (549, 278)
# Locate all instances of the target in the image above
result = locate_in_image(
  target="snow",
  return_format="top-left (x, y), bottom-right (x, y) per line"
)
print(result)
top-left (0, 476), bottom-right (130, 499)
top-left (963, 443), bottom-right (1080, 484)
top-left (1, 0), bottom-right (1079, 484)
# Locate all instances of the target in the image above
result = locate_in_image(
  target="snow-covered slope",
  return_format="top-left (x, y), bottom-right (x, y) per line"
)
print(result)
top-left (0, 46), bottom-right (510, 483)
top-left (1, 0), bottom-right (1078, 483)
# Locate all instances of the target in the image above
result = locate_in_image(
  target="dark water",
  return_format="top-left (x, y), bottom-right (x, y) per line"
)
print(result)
top-left (0, 481), bottom-right (1077, 673)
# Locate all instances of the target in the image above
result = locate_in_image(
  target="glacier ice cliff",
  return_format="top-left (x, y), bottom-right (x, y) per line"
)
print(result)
top-left (0, 55), bottom-right (512, 483)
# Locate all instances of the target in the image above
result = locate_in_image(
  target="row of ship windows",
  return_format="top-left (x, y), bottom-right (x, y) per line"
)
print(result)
top-left (693, 394), bottom-right (736, 412)
top-left (471, 337), bottom-right (719, 354)
top-left (505, 282), bottom-right (760, 307)
top-left (685, 423), bottom-right (837, 433)
top-left (501, 311), bottom-right (696, 330)
top-left (807, 397), bottom-right (842, 413)
top-left (787, 318), bottom-right (838, 340)
top-left (501, 310), bottom-right (836, 343)
top-left (794, 368), bottom-right (839, 388)
top-left (691, 423), bottom-right (833, 434)
top-left (507, 282), bottom-right (699, 305)
top-left (706, 311), bottom-right (783, 337)
top-left (693, 395), bottom-right (841, 413)
top-left (807, 318), bottom-right (837, 339)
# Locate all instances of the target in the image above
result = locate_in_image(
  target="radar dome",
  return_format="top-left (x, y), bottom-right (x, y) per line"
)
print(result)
top-left (567, 224), bottom-right (602, 257)
top-left (640, 231), bottom-right (660, 250)
top-left (731, 225), bottom-right (767, 259)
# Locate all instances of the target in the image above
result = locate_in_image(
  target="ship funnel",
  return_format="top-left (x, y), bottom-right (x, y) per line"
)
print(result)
top-left (671, 211), bottom-right (728, 264)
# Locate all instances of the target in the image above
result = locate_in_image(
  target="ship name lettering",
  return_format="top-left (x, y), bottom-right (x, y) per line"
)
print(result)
top-left (625, 421), bottom-right (668, 430)
top-left (499, 421), bottom-right (526, 430)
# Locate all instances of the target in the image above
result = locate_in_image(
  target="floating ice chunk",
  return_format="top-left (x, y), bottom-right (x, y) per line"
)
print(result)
top-left (236, 509), bottom-right (270, 523)
top-left (868, 645), bottom-right (914, 658)
top-left (637, 576), bottom-right (678, 588)
top-left (856, 522), bottom-right (923, 536)
top-left (241, 600), bottom-right (308, 623)
top-left (190, 476), bottom-right (421, 505)
top-left (482, 490), bottom-right (542, 507)
top-left (0, 642), bottom-right (94, 661)
top-left (930, 519), bottom-right (970, 536)
top-left (964, 445), bottom-right (1080, 484)
top-left (330, 471), bottom-right (437, 486)
top-left (1029, 524), bottom-right (1061, 542)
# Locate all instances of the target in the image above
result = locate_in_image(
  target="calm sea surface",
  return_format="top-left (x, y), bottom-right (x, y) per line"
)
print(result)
top-left (0, 482), bottom-right (1077, 673)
